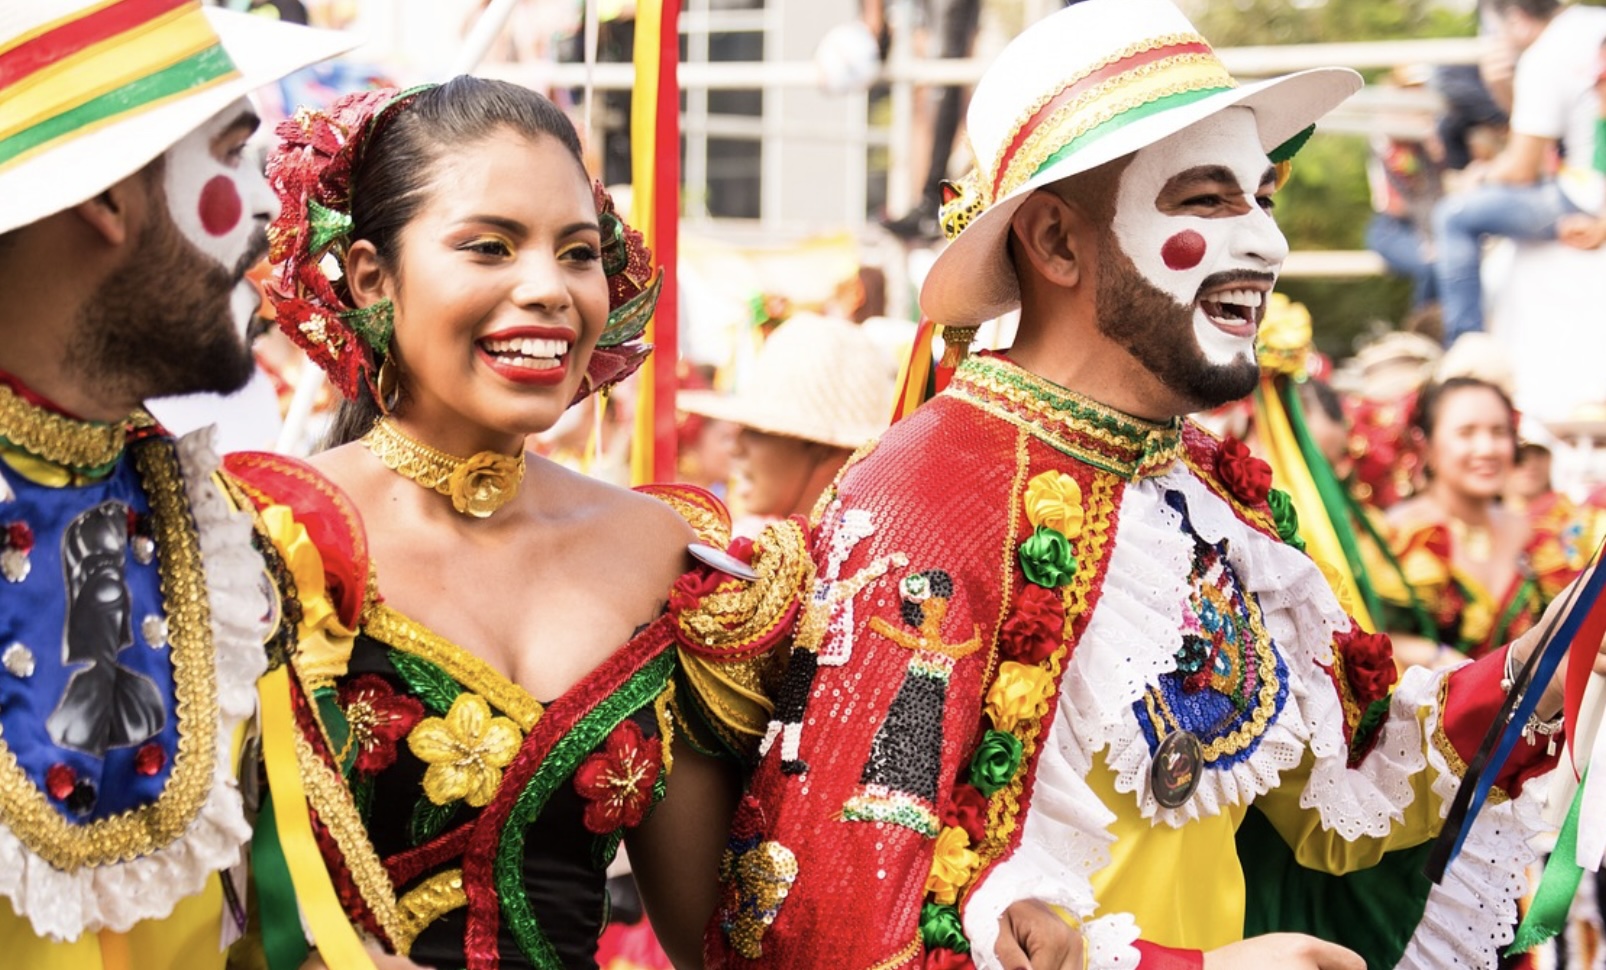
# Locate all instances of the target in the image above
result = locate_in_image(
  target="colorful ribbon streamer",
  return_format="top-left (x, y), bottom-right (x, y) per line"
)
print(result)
top-left (628, 0), bottom-right (682, 485)
top-left (1426, 544), bottom-right (1606, 882)
top-left (259, 665), bottom-right (376, 970)
top-left (1252, 377), bottom-right (1376, 632)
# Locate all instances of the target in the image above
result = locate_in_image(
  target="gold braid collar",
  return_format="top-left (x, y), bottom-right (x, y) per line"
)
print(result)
top-left (360, 417), bottom-right (525, 519)
top-left (0, 382), bottom-right (126, 475)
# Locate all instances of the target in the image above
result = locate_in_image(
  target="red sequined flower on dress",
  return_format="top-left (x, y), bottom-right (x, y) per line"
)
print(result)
top-left (338, 673), bottom-right (426, 775)
top-left (574, 719), bottom-right (663, 834)
top-left (1216, 436), bottom-right (1273, 506)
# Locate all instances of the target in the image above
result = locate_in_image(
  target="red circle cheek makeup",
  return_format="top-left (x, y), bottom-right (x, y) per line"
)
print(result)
top-left (1161, 230), bottom-right (1206, 271)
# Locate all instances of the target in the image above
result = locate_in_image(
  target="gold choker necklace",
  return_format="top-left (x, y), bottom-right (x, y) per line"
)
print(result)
top-left (0, 382), bottom-right (127, 474)
top-left (360, 417), bottom-right (526, 519)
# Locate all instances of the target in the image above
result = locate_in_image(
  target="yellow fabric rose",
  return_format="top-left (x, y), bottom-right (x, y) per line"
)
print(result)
top-left (925, 825), bottom-right (981, 906)
top-left (1023, 471), bottom-right (1084, 539)
top-left (259, 503), bottom-right (355, 688)
top-left (408, 693), bottom-right (523, 807)
top-left (984, 661), bottom-right (1056, 734)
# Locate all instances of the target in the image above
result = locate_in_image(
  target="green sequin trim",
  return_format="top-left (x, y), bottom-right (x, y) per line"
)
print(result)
top-left (495, 651), bottom-right (676, 966)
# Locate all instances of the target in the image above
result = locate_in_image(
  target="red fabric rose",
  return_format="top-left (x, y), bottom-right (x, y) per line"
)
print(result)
top-left (1344, 630), bottom-right (1398, 706)
top-left (669, 566), bottom-right (730, 615)
top-left (1000, 584), bottom-right (1065, 665)
top-left (4, 522), bottom-right (33, 553)
top-left (727, 536), bottom-right (756, 565)
top-left (1216, 437), bottom-right (1273, 506)
top-left (924, 948), bottom-right (976, 970)
top-left (941, 784), bottom-right (990, 845)
top-left (134, 742), bottom-right (167, 777)
top-left (338, 674), bottom-right (425, 776)
top-left (575, 719), bottom-right (663, 834)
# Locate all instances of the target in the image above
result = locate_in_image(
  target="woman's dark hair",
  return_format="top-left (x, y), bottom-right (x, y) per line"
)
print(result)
top-left (322, 76), bottom-right (586, 449)
top-left (1410, 375), bottom-right (1516, 443)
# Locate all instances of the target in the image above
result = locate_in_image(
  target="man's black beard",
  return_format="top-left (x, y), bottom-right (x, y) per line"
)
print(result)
top-left (1093, 234), bottom-right (1261, 412)
top-left (68, 205), bottom-right (261, 403)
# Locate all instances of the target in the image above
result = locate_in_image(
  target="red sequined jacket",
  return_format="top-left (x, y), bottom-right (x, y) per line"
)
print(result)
top-left (703, 354), bottom-right (1555, 970)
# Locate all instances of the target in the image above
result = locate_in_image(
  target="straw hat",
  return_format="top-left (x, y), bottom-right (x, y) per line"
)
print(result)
top-left (920, 0), bottom-right (1361, 328)
top-left (0, 0), bottom-right (355, 236)
top-left (679, 313), bottom-right (898, 451)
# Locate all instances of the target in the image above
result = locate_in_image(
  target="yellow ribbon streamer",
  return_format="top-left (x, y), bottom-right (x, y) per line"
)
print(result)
top-left (259, 665), bottom-right (376, 970)
top-left (1253, 382), bottom-right (1376, 632)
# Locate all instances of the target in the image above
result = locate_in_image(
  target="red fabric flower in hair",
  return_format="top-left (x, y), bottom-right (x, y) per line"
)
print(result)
top-left (924, 948), bottom-right (976, 970)
top-left (941, 784), bottom-right (990, 845)
top-left (1216, 437), bottom-right (1273, 506)
top-left (338, 674), bottom-right (425, 775)
top-left (999, 584), bottom-right (1065, 665)
top-left (1343, 629), bottom-right (1398, 706)
top-left (575, 719), bottom-right (663, 834)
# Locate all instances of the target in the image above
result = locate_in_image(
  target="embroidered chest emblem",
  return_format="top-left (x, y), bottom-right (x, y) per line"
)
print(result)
top-left (1136, 493), bottom-right (1287, 774)
top-left (840, 569), bottom-right (979, 836)
top-left (760, 507), bottom-right (906, 776)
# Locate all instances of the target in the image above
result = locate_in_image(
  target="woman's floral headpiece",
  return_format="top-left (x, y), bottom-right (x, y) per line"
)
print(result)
top-left (264, 85), bottom-right (661, 404)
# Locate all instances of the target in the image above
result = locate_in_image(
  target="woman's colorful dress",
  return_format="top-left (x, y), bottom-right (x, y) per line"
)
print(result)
top-left (227, 454), bottom-right (806, 970)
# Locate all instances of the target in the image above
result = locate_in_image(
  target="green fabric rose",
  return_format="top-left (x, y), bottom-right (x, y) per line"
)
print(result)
top-left (1267, 488), bottom-right (1306, 552)
top-left (920, 902), bottom-right (971, 953)
top-left (1018, 525), bottom-right (1077, 588)
top-left (967, 729), bottom-right (1025, 796)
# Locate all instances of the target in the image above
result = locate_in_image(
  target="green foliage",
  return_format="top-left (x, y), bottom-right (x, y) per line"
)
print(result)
top-left (1189, 0), bottom-right (1472, 47)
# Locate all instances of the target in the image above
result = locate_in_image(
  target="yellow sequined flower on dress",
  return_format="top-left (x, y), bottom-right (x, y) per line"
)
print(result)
top-left (447, 452), bottom-right (524, 518)
top-left (407, 693), bottom-right (523, 807)
top-left (925, 825), bottom-right (981, 906)
top-left (984, 661), bottom-right (1056, 734)
top-left (1023, 470), bottom-right (1084, 539)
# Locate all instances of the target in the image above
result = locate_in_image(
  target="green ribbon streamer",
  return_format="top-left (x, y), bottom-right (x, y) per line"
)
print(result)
top-left (1509, 768), bottom-right (1589, 954)
top-left (1279, 380), bottom-right (1437, 639)
top-left (252, 790), bottom-right (312, 970)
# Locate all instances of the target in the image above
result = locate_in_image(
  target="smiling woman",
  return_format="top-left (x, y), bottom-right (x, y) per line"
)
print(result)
top-left (221, 78), bottom-right (781, 970)
top-left (1382, 377), bottom-right (1582, 665)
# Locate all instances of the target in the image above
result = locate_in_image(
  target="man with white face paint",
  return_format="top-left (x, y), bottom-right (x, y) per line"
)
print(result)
top-left (0, 4), bottom-right (427, 970)
top-left (708, 3), bottom-right (1598, 969)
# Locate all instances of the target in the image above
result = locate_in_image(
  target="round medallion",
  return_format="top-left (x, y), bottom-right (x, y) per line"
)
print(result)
top-left (2, 641), bottom-right (34, 679)
top-left (688, 542), bottom-right (758, 582)
top-left (256, 567), bottom-right (283, 642)
top-left (1150, 730), bottom-right (1203, 809)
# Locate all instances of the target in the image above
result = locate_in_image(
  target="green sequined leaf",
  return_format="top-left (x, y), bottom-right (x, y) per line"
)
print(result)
top-left (389, 649), bottom-right (463, 716)
top-left (592, 830), bottom-right (625, 872)
top-left (352, 774), bottom-right (375, 825)
top-left (306, 199), bottom-right (354, 254)
top-left (409, 796), bottom-right (460, 846)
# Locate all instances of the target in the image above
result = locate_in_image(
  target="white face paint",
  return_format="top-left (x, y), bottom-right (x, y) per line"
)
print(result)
top-left (162, 98), bottom-right (278, 337)
top-left (1111, 107), bottom-right (1289, 367)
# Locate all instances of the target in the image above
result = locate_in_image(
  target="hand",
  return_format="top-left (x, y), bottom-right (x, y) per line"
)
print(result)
top-left (1511, 568), bottom-right (1606, 719)
top-left (1557, 213), bottom-right (1606, 251)
top-left (996, 899), bottom-right (1085, 970)
top-left (1204, 933), bottom-right (1364, 970)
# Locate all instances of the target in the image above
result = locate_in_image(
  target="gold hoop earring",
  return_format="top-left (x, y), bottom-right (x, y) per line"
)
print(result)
top-left (376, 356), bottom-right (401, 416)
